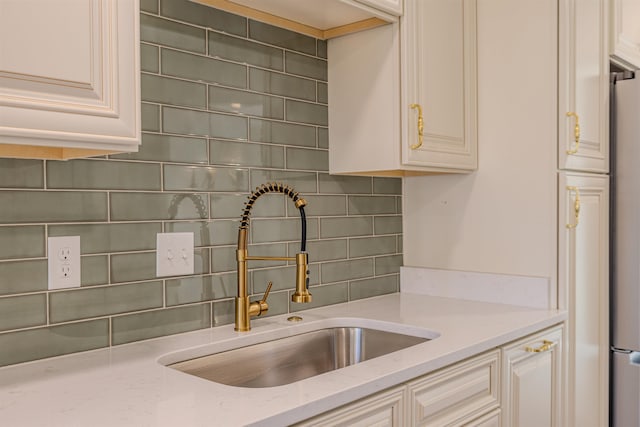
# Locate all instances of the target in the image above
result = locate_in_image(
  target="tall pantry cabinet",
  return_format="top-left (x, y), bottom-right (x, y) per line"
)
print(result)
top-left (402, 0), bottom-right (610, 426)
top-left (558, 0), bottom-right (610, 426)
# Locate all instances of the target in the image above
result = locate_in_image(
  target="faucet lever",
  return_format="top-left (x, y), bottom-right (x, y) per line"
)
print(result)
top-left (249, 281), bottom-right (273, 318)
top-left (261, 281), bottom-right (273, 303)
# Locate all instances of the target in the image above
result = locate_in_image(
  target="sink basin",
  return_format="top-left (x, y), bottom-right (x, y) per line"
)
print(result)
top-left (167, 327), bottom-right (430, 388)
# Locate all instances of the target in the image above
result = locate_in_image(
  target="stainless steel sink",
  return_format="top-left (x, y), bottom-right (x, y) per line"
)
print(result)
top-left (167, 327), bottom-right (429, 388)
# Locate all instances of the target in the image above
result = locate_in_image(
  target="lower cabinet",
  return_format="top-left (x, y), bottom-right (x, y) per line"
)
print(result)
top-left (408, 350), bottom-right (499, 426)
top-left (295, 386), bottom-right (406, 427)
top-left (296, 325), bottom-right (563, 427)
top-left (502, 327), bottom-right (564, 427)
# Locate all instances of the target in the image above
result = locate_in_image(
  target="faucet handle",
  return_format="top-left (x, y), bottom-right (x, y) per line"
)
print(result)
top-left (261, 281), bottom-right (273, 303)
top-left (249, 281), bottom-right (273, 318)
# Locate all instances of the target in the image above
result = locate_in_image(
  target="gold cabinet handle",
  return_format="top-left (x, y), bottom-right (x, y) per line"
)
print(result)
top-left (566, 186), bottom-right (581, 229)
top-left (566, 112), bottom-right (581, 154)
top-left (525, 340), bottom-right (556, 353)
top-left (410, 103), bottom-right (424, 150)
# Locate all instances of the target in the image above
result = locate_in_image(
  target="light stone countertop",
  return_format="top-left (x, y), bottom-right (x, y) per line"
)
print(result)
top-left (0, 293), bottom-right (565, 427)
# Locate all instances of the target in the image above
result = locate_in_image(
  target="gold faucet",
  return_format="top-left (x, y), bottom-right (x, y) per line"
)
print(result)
top-left (235, 183), bottom-right (312, 331)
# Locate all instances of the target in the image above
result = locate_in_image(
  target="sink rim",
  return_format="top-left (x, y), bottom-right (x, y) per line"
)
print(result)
top-left (157, 316), bottom-right (440, 370)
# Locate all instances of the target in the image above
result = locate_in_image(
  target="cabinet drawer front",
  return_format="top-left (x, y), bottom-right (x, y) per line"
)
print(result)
top-left (295, 386), bottom-right (405, 427)
top-left (408, 350), bottom-right (500, 426)
top-left (466, 409), bottom-right (502, 427)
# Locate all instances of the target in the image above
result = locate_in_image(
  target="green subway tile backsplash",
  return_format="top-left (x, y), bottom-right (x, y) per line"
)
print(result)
top-left (141, 14), bottom-right (205, 53)
top-left (160, 0), bottom-right (246, 37)
top-left (349, 236), bottom-right (398, 258)
top-left (291, 282), bottom-right (348, 312)
top-left (113, 133), bottom-right (209, 164)
top-left (249, 20), bottom-right (316, 55)
top-left (161, 48), bottom-right (247, 88)
top-left (162, 107), bottom-right (248, 140)
top-left (210, 139), bottom-right (285, 169)
top-left (249, 118), bottom-right (316, 147)
top-left (140, 43), bottom-right (159, 73)
top-left (0, 320), bottom-right (109, 366)
top-left (163, 165), bottom-right (249, 192)
top-left (0, 260), bottom-right (47, 296)
top-left (321, 259), bottom-right (375, 283)
top-left (0, 5), bottom-right (402, 367)
top-left (0, 294), bottom-right (46, 332)
top-left (249, 68), bottom-right (316, 101)
top-left (0, 226), bottom-right (45, 260)
top-left (285, 52), bottom-right (327, 81)
top-left (47, 159), bottom-right (161, 191)
top-left (141, 74), bottom-right (207, 109)
top-left (350, 276), bottom-right (398, 300)
top-left (80, 256), bottom-right (109, 287)
top-left (0, 159), bottom-right (43, 188)
top-left (110, 193), bottom-right (209, 221)
top-left (209, 31), bottom-right (284, 71)
top-left (49, 281), bottom-right (164, 323)
top-left (166, 274), bottom-right (236, 306)
top-left (49, 223), bottom-right (161, 254)
top-left (208, 86), bottom-right (284, 120)
top-left (112, 304), bottom-right (210, 345)
top-left (286, 147), bottom-right (329, 171)
top-left (141, 103), bottom-right (160, 131)
top-left (285, 100), bottom-right (328, 126)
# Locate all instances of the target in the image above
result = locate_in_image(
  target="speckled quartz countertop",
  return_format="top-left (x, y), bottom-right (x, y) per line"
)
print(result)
top-left (0, 293), bottom-right (565, 427)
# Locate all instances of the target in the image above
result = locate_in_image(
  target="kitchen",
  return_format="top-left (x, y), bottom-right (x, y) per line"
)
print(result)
top-left (0, 0), bottom-right (637, 425)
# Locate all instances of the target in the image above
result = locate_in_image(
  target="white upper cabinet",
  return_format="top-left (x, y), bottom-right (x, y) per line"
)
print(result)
top-left (193, 0), bottom-right (402, 39)
top-left (610, 0), bottom-right (640, 68)
top-left (558, 0), bottom-right (609, 172)
top-left (401, 0), bottom-right (477, 171)
top-left (328, 0), bottom-right (477, 176)
top-left (0, 0), bottom-right (141, 160)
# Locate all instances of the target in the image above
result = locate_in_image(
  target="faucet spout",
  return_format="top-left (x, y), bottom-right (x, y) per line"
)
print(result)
top-left (235, 183), bottom-right (312, 332)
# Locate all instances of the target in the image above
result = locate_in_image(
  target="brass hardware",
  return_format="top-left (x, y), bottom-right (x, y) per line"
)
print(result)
top-left (248, 281), bottom-right (273, 318)
top-left (566, 186), bottom-right (581, 229)
top-left (295, 198), bottom-right (307, 209)
top-left (287, 316), bottom-right (303, 322)
top-left (525, 340), bottom-right (556, 353)
top-left (410, 103), bottom-right (424, 150)
top-left (235, 183), bottom-right (311, 331)
top-left (292, 252), bottom-right (312, 303)
top-left (566, 112), bottom-right (581, 154)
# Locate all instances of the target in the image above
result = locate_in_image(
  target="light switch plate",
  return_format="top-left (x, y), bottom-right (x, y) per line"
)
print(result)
top-left (48, 236), bottom-right (81, 290)
top-left (156, 232), bottom-right (194, 277)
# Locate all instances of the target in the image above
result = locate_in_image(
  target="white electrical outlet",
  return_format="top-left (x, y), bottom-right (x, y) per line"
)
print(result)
top-left (156, 232), bottom-right (194, 277)
top-left (48, 236), bottom-right (81, 290)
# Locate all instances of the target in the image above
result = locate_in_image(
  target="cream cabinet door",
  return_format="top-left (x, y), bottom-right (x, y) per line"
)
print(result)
top-left (558, 172), bottom-right (609, 427)
top-left (502, 326), bottom-right (564, 427)
top-left (558, 0), bottom-right (609, 172)
top-left (401, 0), bottom-right (477, 171)
top-left (610, 0), bottom-right (640, 67)
top-left (0, 0), bottom-right (141, 159)
top-left (295, 386), bottom-right (405, 427)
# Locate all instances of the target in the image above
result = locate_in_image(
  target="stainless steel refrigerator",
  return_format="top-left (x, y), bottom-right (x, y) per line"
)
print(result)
top-left (611, 64), bottom-right (640, 427)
